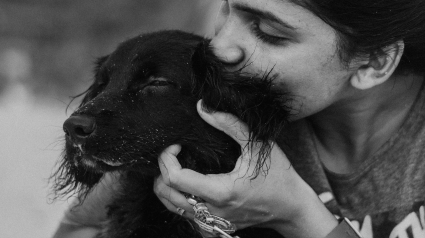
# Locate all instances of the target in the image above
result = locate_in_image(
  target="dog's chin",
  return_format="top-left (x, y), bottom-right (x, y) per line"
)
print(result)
top-left (51, 157), bottom-right (104, 200)
top-left (60, 152), bottom-right (121, 187)
top-left (54, 143), bottom-right (161, 200)
top-left (72, 163), bottom-right (104, 186)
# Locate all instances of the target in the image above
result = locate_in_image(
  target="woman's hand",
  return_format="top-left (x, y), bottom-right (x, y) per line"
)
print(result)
top-left (154, 100), bottom-right (337, 238)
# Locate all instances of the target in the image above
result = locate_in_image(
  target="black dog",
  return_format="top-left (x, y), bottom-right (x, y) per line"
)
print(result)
top-left (52, 30), bottom-right (290, 238)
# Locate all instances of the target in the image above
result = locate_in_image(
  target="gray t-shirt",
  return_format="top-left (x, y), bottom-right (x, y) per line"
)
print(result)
top-left (279, 84), bottom-right (425, 238)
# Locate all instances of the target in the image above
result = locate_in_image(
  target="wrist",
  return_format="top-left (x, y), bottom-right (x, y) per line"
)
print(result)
top-left (272, 186), bottom-right (338, 238)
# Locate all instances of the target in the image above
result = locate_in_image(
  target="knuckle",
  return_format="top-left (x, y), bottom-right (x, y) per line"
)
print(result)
top-left (220, 116), bottom-right (239, 130)
top-left (165, 170), bottom-right (180, 188)
top-left (213, 112), bottom-right (237, 128)
top-left (153, 180), bottom-right (165, 197)
top-left (163, 178), bottom-right (172, 188)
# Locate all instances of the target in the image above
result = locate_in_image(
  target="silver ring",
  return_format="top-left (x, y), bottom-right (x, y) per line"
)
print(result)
top-left (192, 204), bottom-right (237, 237)
top-left (185, 194), bottom-right (237, 237)
top-left (176, 207), bottom-right (185, 216)
top-left (194, 213), bottom-right (236, 235)
top-left (187, 197), bottom-right (198, 206)
top-left (186, 194), bottom-right (203, 206)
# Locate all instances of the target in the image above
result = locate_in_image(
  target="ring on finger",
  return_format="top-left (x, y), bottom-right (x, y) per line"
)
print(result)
top-left (185, 194), bottom-right (237, 237)
top-left (176, 207), bottom-right (185, 216)
top-left (185, 194), bottom-right (203, 206)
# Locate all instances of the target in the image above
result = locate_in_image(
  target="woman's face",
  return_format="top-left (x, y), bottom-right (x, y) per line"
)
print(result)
top-left (211, 0), bottom-right (357, 120)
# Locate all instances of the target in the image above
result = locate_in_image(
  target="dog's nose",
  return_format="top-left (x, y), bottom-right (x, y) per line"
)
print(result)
top-left (63, 115), bottom-right (96, 143)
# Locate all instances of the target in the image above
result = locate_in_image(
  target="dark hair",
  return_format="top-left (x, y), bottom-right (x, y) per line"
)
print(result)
top-left (292, 0), bottom-right (425, 74)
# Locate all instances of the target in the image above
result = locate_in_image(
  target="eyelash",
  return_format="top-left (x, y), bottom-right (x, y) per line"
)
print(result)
top-left (250, 20), bottom-right (287, 45)
top-left (148, 80), bottom-right (170, 87)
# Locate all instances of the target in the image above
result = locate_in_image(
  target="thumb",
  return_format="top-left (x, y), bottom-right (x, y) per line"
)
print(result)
top-left (197, 100), bottom-right (250, 147)
top-left (158, 144), bottom-right (182, 185)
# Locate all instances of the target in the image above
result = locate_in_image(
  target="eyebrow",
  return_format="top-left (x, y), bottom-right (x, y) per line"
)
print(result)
top-left (232, 2), bottom-right (297, 30)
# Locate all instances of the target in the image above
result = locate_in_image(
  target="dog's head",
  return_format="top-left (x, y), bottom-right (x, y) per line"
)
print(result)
top-left (52, 30), bottom-right (290, 199)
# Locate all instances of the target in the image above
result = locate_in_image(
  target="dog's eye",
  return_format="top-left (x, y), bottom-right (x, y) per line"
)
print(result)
top-left (147, 79), bottom-right (171, 87)
top-left (136, 77), bottom-right (174, 93)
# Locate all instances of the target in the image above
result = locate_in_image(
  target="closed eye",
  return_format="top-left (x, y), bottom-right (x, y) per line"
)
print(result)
top-left (131, 76), bottom-right (175, 93)
top-left (148, 79), bottom-right (171, 87)
top-left (250, 19), bottom-right (289, 45)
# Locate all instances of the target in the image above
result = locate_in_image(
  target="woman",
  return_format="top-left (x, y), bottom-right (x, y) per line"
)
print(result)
top-left (54, 0), bottom-right (425, 237)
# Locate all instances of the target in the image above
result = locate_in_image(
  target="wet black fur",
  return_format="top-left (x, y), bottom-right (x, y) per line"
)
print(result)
top-left (52, 30), bottom-right (289, 238)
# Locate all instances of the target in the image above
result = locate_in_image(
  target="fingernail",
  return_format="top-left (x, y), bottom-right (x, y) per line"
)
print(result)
top-left (166, 144), bottom-right (181, 156)
top-left (197, 100), bottom-right (210, 115)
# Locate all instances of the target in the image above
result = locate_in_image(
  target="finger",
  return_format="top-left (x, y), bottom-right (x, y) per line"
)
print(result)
top-left (197, 100), bottom-right (251, 147)
top-left (157, 196), bottom-right (194, 219)
top-left (154, 175), bottom-right (194, 219)
top-left (159, 150), bottom-right (233, 203)
top-left (158, 144), bottom-right (182, 185)
top-left (158, 145), bottom-right (222, 201)
top-left (154, 175), bottom-right (193, 211)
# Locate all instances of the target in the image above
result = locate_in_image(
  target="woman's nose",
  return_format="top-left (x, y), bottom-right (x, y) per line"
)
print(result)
top-left (211, 33), bottom-right (245, 67)
top-left (210, 1), bottom-right (246, 68)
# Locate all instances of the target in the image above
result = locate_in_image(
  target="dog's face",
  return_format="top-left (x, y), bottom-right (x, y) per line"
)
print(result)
top-left (65, 32), bottom-right (204, 171)
top-left (52, 31), bottom-right (290, 198)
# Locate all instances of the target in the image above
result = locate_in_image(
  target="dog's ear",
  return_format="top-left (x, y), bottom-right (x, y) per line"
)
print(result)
top-left (192, 42), bottom-right (290, 143)
top-left (191, 40), bottom-right (224, 99)
top-left (203, 69), bottom-right (290, 145)
top-left (192, 43), bottom-right (291, 176)
top-left (191, 40), bottom-right (216, 83)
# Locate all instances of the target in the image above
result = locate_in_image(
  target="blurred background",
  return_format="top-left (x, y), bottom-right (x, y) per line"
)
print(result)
top-left (0, 1), bottom-right (220, 237)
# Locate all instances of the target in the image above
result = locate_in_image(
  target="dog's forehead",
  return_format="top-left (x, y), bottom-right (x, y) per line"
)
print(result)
top-left (112, 32), bottom-right (202, 65)
top-left (100, 31), bottom-right (205, 84)
top-left (96, 31), bottom-right (209, 90)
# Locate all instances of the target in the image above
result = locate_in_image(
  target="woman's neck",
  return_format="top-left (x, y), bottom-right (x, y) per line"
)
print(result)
top-left (309, 73), bottom-right (424, 174)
